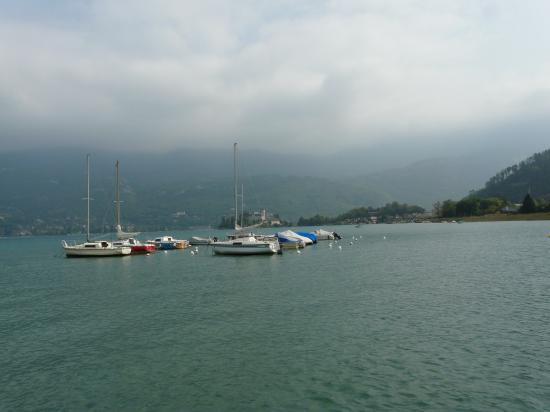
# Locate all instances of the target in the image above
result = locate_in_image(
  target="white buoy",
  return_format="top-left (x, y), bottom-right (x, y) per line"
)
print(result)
top-left (190, 251), bottom-right (195, 256)
top-left (349, 241), bottom-right (353, 245)
top-left (383, 236), bottom-right (386, 240)
top-left (164, 250), bottom-right (168, 254)
top-left (297, 250), bottom-right (301, 254)
top-left (338, 245), bottom-right (342, 250)
top-left (329, 243), bottom-right (333, 248)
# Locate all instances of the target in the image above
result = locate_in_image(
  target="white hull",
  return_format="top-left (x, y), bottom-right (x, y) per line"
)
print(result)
top-left (313, 229), bottom-right (335, 240)
top-left (64, 247), bottom-right (131, 257)
top-left (212, 237), bottom-right (278, 255)
top-left (212, 245), bottom-right (277, 255)
top-left (190, 236), bottom-right (213, 245)
top-left (62, 241), bottom-right (131, 257)
top-left (279, 242), bottom-right (301, 249)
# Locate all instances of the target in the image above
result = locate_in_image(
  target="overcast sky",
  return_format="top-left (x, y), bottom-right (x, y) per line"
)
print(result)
top-left (1, 0), bottom-right (549, 154)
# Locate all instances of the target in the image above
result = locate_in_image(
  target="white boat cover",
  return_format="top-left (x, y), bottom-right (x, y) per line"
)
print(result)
top-left (278, 230), bottom-right (313, 245)
top-left (313, 229), bottom-right (335, 240)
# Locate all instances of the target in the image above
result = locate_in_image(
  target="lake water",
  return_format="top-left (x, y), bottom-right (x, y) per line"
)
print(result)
top-left (1, 222), bottom-right (549, 411)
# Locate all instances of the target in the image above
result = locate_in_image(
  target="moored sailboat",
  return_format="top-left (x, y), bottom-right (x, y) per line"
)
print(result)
top-left (61, 155), bottom-right (131, 257)
top-left (112, 160), bottom-right (155, 254)
top-left (212, 143), bottom-right (279, 256)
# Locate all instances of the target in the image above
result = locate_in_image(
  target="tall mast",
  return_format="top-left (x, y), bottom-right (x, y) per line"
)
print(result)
top-left (234, 142), bottom-right (238, 230)
top-left (241, 184), bottom-right (244, 228)
top-left (115, 160), bottom-right (121, 228)
top-left (86, 154), bottom-right (90, 242)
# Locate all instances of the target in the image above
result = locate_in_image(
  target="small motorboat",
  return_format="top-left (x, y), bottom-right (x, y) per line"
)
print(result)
top-left (296, 231), bottom-right (318, 244)
top-left (276, 232), bottom-right (305, 249)
top-left (189, 236), bottom-right (214, 245)
top-left (147, 236), bottom-right (189, 250)
top-left (113, 238), bottom-right (156, 254)
top-left (313, 229), bottom-right (335, 240)
top-left (277, 230), bottom-right (313, 246)
top-left (212, 236), bottom-right (279, 255)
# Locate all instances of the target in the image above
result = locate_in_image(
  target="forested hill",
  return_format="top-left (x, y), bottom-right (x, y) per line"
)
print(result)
top-left (475, 148), bottom-right (550, 202)
top-left (0, 148), bottom-right (508, 235)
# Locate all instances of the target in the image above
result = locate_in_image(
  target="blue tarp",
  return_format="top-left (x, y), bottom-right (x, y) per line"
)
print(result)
top-left (296, 231), bottom-right (317, 243)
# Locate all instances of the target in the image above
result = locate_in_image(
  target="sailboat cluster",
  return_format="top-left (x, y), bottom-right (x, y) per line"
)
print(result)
top-left (61, 145), bottom-right (341, 258)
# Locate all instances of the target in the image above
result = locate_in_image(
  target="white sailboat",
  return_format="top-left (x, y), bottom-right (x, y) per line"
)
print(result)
top-left (212, 143), bottom-right (279, 256)
top-left (114, 160), bottom-right (139, 240)
top-left (111, 160), bottom-right (156, 253)
top-left (61, 155), bottom-right (132, 257)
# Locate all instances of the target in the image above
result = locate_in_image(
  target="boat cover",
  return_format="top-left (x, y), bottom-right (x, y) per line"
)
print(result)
top-left (277, 230), bottom-right (313, 245)
top-left (296, 231), bottom-right (318, 243)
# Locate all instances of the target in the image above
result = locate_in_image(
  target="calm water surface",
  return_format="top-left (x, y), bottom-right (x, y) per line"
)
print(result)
top-left (1, 223), bottom-right (549, 411)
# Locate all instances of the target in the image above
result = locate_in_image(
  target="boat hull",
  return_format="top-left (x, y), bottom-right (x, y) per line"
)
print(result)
top-left (131, 245), bottom-right (156, 254)
top-left (212, 243), bottom-right (278, 255)
top-left (174, 241), bottom-right (188, 249)
top-left (279, 242), bottom-right (300, 250)
top-left (155, 240), bottom-right (188, 250)
top-left (64, 247), bottom-right (132, 257)
top-left (190, 237), bottom-right (213, 245)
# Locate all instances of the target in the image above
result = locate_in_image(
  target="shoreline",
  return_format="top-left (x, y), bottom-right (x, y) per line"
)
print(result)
top-left (462, 212), bottom-right (550, 222)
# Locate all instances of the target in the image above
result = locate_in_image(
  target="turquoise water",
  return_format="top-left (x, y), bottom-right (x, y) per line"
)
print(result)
top-left (1, 222), bottom-right (549, 411)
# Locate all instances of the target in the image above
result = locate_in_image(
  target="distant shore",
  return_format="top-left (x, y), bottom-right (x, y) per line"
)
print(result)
top-left (462, 212), bottom-right (550, 222)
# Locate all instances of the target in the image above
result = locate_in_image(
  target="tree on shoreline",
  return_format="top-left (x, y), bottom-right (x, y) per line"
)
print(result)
top-left (519, 193), bottom-right (536, 214)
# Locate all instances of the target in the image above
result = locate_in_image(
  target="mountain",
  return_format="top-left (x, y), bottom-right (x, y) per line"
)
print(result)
top-left (475, 148), bottom-right (550, 202)
top-left (0, 147), bottom-right (511, 235)
top-left (348, 154), bottom-right (506, 208)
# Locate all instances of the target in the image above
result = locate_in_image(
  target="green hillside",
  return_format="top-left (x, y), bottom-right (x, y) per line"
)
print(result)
top-left (0, 169), bottom-right (391, 236)
top-left (0, 148), bottom-right (502, 236)
top-left (475, 148), bottom-right (550, 201)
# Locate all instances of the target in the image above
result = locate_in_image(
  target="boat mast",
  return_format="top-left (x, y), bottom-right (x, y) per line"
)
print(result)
top-left (241, 184), bottom-right (244, 228)
top-left (234, 142), bottom-right (238, 230)
top-left (115, 160), bottom-right (121, 229)
top-left (86, 154), bottom-right (90, 242)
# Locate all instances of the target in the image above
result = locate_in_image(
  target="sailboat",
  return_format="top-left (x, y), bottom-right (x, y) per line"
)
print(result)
top-left (212, 143), bottom-right (279, 255)
top-left (114, 160), bottom-right (139, 240)
top-left (111, 161), bottom-right (156, 254)
top-left (61, 155), bottom-right (132, 257)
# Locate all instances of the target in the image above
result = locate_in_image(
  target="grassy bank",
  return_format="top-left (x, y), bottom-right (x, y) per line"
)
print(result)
top-left (463, 212), bottom-right (550, 222)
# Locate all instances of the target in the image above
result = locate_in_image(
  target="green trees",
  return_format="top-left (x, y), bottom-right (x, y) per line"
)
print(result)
top-left (476, 148), bottom-right (550, 201)
top-left (439, 197), bottom-right (506, 217)
top-left (440, 200), bottom-right (458, 217)
top-left (519, 193), bottom-right (537, 213)
top-left (296, 202), bottom-right (426, 226)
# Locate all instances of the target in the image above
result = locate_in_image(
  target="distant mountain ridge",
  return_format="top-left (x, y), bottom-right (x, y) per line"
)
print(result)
top-left (0, 148), bottom-right (510, 235)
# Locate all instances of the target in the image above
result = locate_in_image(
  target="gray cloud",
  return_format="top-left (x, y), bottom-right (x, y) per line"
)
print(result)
top-left (1, 0), bottom-right (550, 153)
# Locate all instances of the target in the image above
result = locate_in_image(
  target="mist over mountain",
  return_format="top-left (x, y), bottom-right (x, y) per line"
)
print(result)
top-left (0, 144), bottom-right (528, 235)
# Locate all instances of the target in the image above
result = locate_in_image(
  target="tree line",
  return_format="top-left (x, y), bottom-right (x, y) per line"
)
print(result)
top-left (435, 193), bottom-right (550, 218)
top-left (297, 202), bottom-right (425, 226)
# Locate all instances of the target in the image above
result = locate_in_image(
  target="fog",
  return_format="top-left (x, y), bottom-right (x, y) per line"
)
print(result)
top-left (1, 0), bottom-right (550, 158)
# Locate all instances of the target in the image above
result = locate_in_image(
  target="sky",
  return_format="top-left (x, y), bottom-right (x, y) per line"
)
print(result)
top-left (1, 0), bottom-right (550, 154)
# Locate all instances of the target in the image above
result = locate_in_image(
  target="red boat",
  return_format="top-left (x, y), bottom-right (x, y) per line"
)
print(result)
top-left (113, 238), bottom-right (156, 254)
